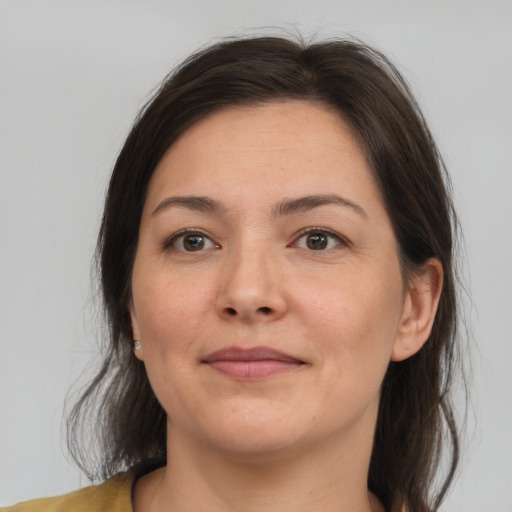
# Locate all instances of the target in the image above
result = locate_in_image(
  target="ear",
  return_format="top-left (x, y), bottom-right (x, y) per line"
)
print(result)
top-left (391, 258), bottom-right (443, 362)
top-left (129, 302), bottom-right (144, 361)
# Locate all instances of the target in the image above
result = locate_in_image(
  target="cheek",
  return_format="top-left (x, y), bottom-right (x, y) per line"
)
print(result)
top-left (132, 270), bottom-right (216, 354)
top-left (293, 267), bottom-right (404, 377)
top-left (131, 275), bottom-right (213, 417)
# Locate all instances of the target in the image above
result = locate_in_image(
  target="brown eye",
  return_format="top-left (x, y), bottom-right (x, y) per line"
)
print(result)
top-left (183, 234), bottom-right (205, 251)
top-left (294, 229), bottom-right (347, 251)
top-left (306, 233), bottom-right (328, 250)
top-left (168, 231), bottom-right (219, 252)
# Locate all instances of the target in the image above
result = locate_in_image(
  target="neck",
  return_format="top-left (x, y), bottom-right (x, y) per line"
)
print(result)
top-left (146, 420), bottom-right (383, 512)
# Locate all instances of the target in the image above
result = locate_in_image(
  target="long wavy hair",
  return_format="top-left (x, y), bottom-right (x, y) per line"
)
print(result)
top-left (68, 35), bottom-right (465, 512)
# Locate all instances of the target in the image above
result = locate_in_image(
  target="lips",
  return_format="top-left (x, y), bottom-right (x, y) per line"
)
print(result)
top-left (202, 346), bottom-right (305, 380)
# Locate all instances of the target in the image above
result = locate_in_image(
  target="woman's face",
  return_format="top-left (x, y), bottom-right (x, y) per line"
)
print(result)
top-left (130, 101), bottom-right (413, 458)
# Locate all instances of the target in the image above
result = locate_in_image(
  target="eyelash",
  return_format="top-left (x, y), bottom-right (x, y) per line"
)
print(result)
top-left (164, 229), bottom-right (219, 252)
top-left (164, 227), bottom-right (349, 253)
top-left (291, 227), bottom-right (350, 251)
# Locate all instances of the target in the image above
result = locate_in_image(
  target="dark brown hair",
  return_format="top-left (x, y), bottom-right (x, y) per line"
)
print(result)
top-left (68, 35), bottom-right (464, 512)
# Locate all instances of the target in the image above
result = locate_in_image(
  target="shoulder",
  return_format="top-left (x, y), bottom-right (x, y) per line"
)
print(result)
top-left (0, 472), bottom-right (134, 512)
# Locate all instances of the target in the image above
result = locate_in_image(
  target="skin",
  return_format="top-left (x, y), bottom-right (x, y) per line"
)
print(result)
top-left (129, 101), bottom-right (442, 512)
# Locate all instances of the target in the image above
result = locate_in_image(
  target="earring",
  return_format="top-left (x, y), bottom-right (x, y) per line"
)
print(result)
top-left (133, 340), bottom-right (141, 351)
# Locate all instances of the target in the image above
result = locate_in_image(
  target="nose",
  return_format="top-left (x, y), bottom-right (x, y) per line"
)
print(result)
top-left (215, 243), bottom-right (287, 323)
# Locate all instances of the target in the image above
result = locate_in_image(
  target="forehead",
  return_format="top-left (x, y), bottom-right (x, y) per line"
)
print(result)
top-left (145, 101), bottom-right (383, 216)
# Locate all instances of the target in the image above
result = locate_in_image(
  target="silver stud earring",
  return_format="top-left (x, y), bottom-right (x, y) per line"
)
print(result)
top-left (133, 340), bottom-right (141, 351)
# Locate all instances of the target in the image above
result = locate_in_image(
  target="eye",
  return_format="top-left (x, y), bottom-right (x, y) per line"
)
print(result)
top-left (293, 229), bottom-right (348, 251)
top-left (166, 230), bottom-right (219, 252)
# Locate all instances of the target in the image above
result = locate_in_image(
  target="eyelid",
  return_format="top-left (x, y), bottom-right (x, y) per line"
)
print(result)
top-left (164, 228), bottom-right (220, 251)
top-left (163, 227), bottom-right (348, 251)
top-left (290, 227), bottom-right (350, 250)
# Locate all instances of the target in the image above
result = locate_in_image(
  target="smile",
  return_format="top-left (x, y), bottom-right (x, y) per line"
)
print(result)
top-left (202, 346), bottom-right (306, 380)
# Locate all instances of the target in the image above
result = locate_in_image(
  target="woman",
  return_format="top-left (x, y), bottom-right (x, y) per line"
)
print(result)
top-left (2, 35), bottom-right (463, 512)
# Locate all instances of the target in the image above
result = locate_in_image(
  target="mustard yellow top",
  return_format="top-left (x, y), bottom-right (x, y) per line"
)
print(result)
top-left (0, 473), bottom-right (134, 512)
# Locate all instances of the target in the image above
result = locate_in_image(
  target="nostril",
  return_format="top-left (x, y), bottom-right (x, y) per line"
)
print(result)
top-left (221, 306), bottom-right (275, 318)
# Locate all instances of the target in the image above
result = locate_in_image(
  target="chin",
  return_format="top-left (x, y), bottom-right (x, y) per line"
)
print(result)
top-left (210, 432), bottom-right (302, 461)
top-left (197, 408), bottom-right (310, 459)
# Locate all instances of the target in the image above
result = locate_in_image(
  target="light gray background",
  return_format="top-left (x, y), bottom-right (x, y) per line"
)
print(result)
top-left (1, 1), bottom-right (511, 510)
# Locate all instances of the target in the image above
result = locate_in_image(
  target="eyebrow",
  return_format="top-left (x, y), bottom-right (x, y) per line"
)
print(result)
top-left (272, 194), bottom-right (367, 218)
top-left (151, 193), bottom-right (367, 218)
top-left (152, 196), bottom-right (226, 216)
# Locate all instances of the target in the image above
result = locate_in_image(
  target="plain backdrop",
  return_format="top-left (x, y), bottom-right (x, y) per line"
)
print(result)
top-left (1, 0), bottom-right (511, 510)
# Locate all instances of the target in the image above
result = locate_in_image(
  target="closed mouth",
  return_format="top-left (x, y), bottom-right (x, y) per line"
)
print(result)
top-left (202, 346), bottom-right (306, 379)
